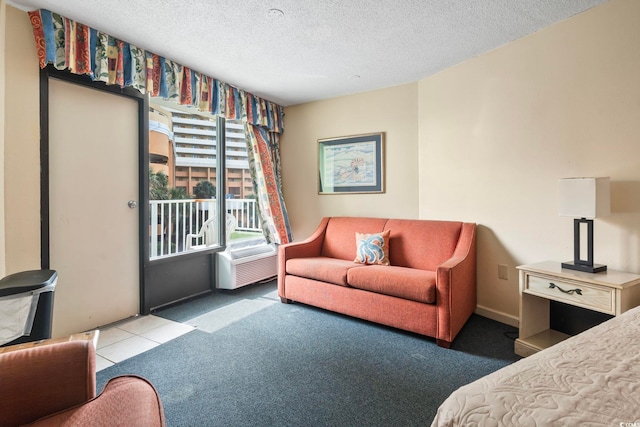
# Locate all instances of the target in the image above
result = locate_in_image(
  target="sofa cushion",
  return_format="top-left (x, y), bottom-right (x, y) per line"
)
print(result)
top-left (321, 217), bottom-right (388, 260)
top-left (286, 257), bottom-right (365, 287)
top-left (385, 219), bottom-right (462, 271)
top-left (347, 265), bottom-right (436, 304)
top-left (354, 230), bottom-right (390, 265)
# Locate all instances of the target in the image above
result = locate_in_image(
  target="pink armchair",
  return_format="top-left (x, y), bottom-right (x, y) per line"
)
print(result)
top-left (0, 335), bottom-right (165, 426)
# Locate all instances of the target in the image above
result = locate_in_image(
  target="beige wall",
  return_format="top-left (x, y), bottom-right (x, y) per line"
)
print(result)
top-left (2, 6), bottom-right (141, 336)
top-left (3, 5), bottom-right (41, 273)
top-left (418, 0), bottom-right (640, 323)
top-left (281, 0), bottom-right (640, 325)
top-left (4, 0), bottom-right (639, 325)
top-left (0, 0), bottom-right (7, 276)
top-left (281, 83), bottom-right (419, 240)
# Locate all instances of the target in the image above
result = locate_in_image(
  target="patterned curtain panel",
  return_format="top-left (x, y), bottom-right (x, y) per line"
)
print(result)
top-left (245, 125), bottom-right (292, 244)
top-left (28, 8), bottom-right (292, 241)
top-left (27, 9), bottom-right (284, 133)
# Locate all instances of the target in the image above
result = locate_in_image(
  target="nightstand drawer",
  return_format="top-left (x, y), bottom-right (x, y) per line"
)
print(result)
top-left (524, 274), bottom-right (614, 314)
top-left (516, 262), bottom-right (640, 357)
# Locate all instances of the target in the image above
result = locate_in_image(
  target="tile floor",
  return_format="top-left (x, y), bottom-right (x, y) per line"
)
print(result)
top-left (95, 315), bottom-right (194, 372)
top-left (94, 281), bottom-right (278, 371)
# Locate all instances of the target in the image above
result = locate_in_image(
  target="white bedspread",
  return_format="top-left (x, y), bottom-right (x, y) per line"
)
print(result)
top-left (432, 305), bottom-right (640, 426)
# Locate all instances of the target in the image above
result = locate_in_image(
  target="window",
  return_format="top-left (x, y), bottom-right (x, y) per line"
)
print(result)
top-left (148, 99), bottom-right (263, 259)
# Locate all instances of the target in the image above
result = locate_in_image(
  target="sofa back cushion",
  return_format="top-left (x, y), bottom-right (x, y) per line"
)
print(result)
top-left (385, 219), bottom-right (462, 271)
top-left (320, 217), bottom-right (463, 271)
top-left (321, 217), bottom-right (388, 260)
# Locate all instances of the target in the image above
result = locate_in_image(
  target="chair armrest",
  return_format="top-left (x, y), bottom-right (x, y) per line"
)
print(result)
top-left (185, 228), bottom-right (206, 242)
top-left (278, 217), bottom-right (330, 299)
top-left (186, 224), bottom-right (210, 250)
top-left (435, 222), bottom-right (477, 344)
top-left (26, 376), bottom-right (166, 427)
top-left (185, 232), bottom-right (200, 250)
top-left (0, 339), bottom-right (96, 426)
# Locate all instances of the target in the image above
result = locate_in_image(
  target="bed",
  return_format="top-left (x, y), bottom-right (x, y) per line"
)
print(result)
top-left (431, 305), bottom-right (640, 426)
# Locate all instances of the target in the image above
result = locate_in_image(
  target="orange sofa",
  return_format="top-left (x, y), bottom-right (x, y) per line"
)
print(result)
top-left (278, 217), bottom-right (477, 348)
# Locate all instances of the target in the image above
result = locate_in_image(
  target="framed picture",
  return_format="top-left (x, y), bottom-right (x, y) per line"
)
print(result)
top-left (318, 133), bottom-right (385, 194)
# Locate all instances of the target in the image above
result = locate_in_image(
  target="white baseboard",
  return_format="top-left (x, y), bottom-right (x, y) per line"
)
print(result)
top-left (474, 305), bottom-right (519, 328)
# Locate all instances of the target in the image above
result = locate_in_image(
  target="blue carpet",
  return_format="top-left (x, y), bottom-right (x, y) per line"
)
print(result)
top-left (97, 282), bottom-right (520, 426)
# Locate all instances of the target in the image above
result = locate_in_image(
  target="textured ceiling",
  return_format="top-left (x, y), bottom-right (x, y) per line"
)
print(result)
top-left (8, 0), bottom-right (606, 106)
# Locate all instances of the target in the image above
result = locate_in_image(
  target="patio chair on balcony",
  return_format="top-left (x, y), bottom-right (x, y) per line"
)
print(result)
top-left (186, 213), bottom-right (237, 250)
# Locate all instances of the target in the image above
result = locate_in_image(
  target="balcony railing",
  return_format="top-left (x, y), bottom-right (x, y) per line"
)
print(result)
top-left (150, 198), bottom-right (263, 259)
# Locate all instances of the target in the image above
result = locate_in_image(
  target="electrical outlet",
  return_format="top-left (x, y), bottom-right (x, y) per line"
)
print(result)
top-left (498, 264), bottom-right (509, 280)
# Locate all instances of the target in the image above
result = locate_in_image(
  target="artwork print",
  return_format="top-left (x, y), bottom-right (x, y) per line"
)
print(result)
top-left (318, 133), bottom-right (384, 194)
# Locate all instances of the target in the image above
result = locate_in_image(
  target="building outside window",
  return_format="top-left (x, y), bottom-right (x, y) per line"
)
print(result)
top-left (148, 102), bottom-right (264, 259)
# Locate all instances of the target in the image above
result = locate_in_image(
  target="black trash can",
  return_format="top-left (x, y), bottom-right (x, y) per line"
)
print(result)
top-left (0, 269), bottom-right (57, 347)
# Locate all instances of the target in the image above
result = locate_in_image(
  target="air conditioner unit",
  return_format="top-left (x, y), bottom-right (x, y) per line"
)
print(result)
top-left (216, 244), bottom-right (278, 290)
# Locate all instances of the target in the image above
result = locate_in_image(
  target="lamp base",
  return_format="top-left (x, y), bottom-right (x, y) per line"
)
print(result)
top-left (561, 261), bottom-right (607, 274)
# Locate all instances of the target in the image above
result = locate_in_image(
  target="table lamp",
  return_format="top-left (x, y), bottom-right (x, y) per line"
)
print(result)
top-left (558, 177), bottom-right (610, 273)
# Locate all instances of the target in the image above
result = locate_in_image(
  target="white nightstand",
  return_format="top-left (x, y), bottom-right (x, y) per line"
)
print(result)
top-left (515, 261), bottom-right (640, 357)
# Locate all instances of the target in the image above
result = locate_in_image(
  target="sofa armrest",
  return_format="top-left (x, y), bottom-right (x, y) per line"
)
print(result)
top-left (278, 217), bottom-right (330, 299)
top-left (0, 339), bottom-right (96, 426)
top-left (435, 222), bottom-right (477, 345)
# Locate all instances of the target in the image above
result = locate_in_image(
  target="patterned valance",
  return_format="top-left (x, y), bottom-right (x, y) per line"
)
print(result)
top-left (27, 9), bottom-right (284, 133)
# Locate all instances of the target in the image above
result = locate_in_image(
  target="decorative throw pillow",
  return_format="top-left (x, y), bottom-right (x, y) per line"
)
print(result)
top-left (354, 230), bottom-right (390, 265)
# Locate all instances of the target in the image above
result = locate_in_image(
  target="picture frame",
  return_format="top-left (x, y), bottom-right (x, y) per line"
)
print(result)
top-left (318, 132), bottom-right (385, 194)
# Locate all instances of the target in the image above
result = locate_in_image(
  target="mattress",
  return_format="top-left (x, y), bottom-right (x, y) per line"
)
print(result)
top-left (431, 305), bottom-right (640, 426)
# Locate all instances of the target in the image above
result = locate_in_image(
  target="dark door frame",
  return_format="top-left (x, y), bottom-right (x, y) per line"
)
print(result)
top-left (39, 65), bottom-right (150, 314)
top-left (39, 66), bottom-right (226, 314)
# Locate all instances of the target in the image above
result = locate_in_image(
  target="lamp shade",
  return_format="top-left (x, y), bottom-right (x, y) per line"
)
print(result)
top-left (558, 177), bottom-right (610, 219)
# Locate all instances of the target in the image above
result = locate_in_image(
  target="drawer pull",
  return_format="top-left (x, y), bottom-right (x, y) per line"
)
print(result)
top-left (549, 282), bottom-right (582, 295)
